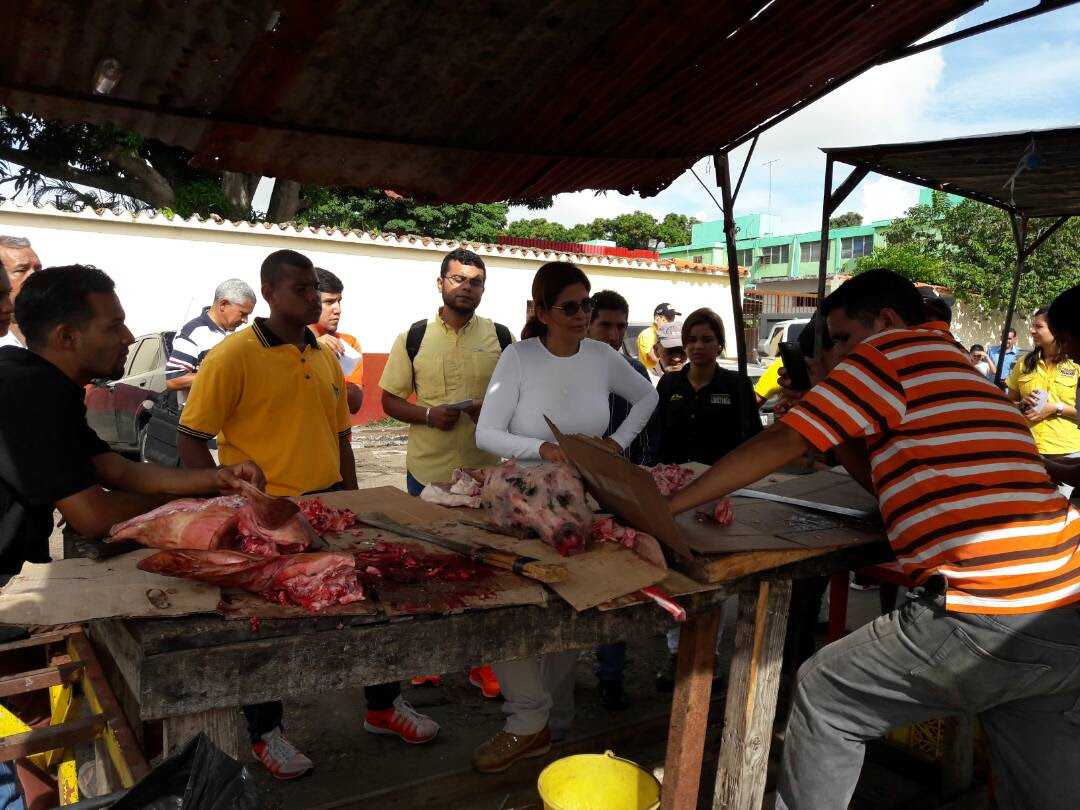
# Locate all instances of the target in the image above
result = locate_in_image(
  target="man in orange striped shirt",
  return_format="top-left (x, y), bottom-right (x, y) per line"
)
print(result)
top-left (671, 270), bottom-right (1080, 810)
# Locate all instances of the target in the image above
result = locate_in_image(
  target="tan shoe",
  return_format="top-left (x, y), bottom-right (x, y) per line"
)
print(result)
top-left (471, 726), bottom-right (552, 773)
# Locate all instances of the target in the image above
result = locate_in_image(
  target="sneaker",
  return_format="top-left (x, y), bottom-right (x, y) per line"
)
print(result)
top-left (251, 728), bottom-right (313, 780)
top-left (469, 666), bottom-right (501, 699)
top-left (598, 680), bottom-right (630, 711)
top-left (471, 726), bottom-right (551, 773)
top-left (655, 653), bottom-right (677, 693)
top-left (364, 696), bottom-right (440, 744)
top-left (410, 675), bottom-right (441, 687)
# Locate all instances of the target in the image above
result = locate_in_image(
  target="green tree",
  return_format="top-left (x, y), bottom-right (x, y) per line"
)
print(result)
top-left (504, 218), bottom-right (591, 243)
top-left (861, 190), bottom-right (1080, 316)
top-left (829, 211), bottom-right (864, 229)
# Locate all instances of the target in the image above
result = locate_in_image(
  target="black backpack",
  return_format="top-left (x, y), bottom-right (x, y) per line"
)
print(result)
top-left (405, 319), bottom-right (513, 384)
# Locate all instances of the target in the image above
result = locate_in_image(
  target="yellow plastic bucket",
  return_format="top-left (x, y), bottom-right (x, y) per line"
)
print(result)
top-left (537, 750), bottom-right (661, 810)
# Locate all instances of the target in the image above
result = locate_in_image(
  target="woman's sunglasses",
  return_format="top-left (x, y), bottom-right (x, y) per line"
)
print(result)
top-left (550, 298), bottom-right (594, 317)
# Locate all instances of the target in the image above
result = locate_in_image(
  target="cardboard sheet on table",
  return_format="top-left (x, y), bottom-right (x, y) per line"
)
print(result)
top-left (0, 550), bottom-right (220, 625)
top-left (218, 588), bottom-right (380, 620)
top-left (598, 569), bottom-right (720, 612)
top-left (746, 469), bottom-right (880, 516)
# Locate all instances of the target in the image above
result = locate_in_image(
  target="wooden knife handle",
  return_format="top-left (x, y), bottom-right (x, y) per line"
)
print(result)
top-left (476, 549), bottom-right (568, 583)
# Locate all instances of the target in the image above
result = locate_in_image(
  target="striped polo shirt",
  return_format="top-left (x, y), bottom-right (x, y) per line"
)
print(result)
top-left (166, 308), bottom-right (228, 406)
top-left (784, 321), bottom-right (1080, 615)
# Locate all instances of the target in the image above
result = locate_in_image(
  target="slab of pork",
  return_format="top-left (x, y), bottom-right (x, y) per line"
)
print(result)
top-left (138, 549), bottom-right (365, 611)
top-left (479, 461), bottom-right (591, 556)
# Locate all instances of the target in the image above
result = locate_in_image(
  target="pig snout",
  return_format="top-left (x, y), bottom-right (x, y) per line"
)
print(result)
top-left (552, 524), bottom-right (585, 557)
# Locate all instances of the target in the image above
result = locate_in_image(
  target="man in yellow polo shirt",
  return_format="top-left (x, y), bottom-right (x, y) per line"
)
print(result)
top-left (179, 249), bottom-right (438, 780)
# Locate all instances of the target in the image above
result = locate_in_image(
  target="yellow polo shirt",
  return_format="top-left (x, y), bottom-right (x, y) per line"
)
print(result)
top-left (637, 325), bottom-right (658, 369)
top-left (379, 313), bottom-right (505, 485)
top-left (179, 319), bottom-right (352, 496)
top-left (1006, 356), bottom-right (1080, 456)
top-left (754, 357), bottom-right (784, 402)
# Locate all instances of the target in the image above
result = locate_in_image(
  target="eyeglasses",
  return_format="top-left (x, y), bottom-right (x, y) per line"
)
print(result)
top-left (551, 298), bottom-right (594, 317)
top-left (445, 274), bottom-right (485, 289)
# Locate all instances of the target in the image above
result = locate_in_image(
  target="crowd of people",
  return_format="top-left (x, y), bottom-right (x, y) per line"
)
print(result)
top-left (1, 234), bottom-right (1080, 807)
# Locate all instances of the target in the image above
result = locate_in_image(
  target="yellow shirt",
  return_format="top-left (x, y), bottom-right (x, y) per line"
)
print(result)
top-left (754, 357), bottom-right (784, 402)
top-left (379, 313), bottom-right (505, 485)
top-left (1006, 356), bottom-right (1080, 455)
top-left (179, 319), bottom-right (352, 496)
top-left (637, 325), bottom-right (658, 369)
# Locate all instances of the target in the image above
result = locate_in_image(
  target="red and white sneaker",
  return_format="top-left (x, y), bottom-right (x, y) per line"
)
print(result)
top-left (363, 696), bottom-right (440, 744)
top-left (410, 675), bottom-right (442, 687)
top-left (251, 728), bottom-right (313, 780)
top-left (469, 666), bottom-right (501, 699)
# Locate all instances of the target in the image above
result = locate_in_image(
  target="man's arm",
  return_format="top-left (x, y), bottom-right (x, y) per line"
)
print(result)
top-left (832, 439), bottom-right (874, 494)
top-left (165, 373), bottom-right (197, 392)
top-left (346, 383), bottom-right (364, 414)
top-left (178, 432), bottom-right (217, 470)
top-left (57, 486), bottom-right (172, 539)
top-left (380, 390), bottom-right (460, 431)
top-left (669, 423), bottom-right (810, 515)
top-left (339, 434), bottom-right (358, 490)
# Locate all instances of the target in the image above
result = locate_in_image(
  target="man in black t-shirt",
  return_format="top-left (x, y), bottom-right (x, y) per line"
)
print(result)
top-left (0, 265), bottom-right (264, 578)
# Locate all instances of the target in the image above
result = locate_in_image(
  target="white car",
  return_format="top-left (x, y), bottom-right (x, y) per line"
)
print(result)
top-left (757, 318), bottom-right (810, 359)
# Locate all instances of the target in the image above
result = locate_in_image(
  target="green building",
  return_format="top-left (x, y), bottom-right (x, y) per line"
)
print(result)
top-left (659, 213), bottom-right (892, 283)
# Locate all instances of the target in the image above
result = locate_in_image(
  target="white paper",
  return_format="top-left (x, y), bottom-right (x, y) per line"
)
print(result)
top-left (338, 341), bottom-right (362, 376)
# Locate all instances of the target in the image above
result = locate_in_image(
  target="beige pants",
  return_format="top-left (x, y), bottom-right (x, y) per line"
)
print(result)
top-left (492, 650), bottom-right (580, 736)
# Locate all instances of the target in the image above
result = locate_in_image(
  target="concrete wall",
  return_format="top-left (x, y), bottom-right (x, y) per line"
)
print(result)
top-left (0, 204), bottom-right (741, 421)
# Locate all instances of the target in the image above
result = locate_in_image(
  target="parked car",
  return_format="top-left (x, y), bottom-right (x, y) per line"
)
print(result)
top-left (756, 318), bottom-right (810, 359)
top-left (84, 331), bottom-right (174, 460)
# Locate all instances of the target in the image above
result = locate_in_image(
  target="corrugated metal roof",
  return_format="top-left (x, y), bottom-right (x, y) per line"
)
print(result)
top-left (0, 0), bottom-right (978, 202)
top-left (824, 126), bottom-right (1080, 219)
top-left (0, 200), bottom-right (746, 275)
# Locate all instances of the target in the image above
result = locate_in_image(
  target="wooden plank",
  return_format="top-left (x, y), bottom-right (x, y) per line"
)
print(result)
top-left (0, 714), bottom-right (105, 760)
top-left (163, 707), bottom-right (243, 760)
top-left (0, 661), bottom-right (83, 697)
top-left (712, 578), bottom-right (792, 810)
top-left (0, 630), bottom-right (77, 654)
top-left (659, 608), bottom-right (722, 810)
top-left (677, 546), bottom-right (825, 585)
top-left (942, 714), bottom-right (975, 797)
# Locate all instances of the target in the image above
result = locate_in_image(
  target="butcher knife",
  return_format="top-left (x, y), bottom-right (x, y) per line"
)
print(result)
top-left (730, 489), bottom-right (877, 520)
top-left (356, 513), bottom-right (569, 584)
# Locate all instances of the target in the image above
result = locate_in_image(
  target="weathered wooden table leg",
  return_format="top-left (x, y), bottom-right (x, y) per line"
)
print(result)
top-left (712, 578), bottom-right (792, 810)
top-left (162, 708), bottom-right (243, 759)
top-left (660, 608), bottom-right (722, 810)
top-left (941, 714), bottom-right (975, 797)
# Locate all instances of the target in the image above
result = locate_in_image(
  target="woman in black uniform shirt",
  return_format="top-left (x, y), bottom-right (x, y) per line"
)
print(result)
top-left (654, 308), bottom-right (762, 465)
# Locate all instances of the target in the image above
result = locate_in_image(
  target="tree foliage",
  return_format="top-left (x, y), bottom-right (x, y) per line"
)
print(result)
top-left (505, 210), bottom-right (697, 250)
top-left (857, 190), bottom-right (1080, 317)
top-left (829, 211), bottom-right (863, 229)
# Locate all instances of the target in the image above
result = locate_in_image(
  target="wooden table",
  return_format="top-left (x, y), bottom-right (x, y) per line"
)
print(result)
top-left (89, 537), bottom-right (888, 810)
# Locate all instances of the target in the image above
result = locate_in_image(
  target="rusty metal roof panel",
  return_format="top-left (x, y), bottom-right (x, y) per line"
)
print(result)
top-left (0, 0), bottom-right (980, 202)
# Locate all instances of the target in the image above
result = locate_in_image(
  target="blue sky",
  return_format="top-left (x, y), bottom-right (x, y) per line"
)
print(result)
top-left (508, 0), bottom-right (1080, 237)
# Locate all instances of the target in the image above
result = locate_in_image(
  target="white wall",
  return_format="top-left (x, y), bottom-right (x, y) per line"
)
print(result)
top-left (0, 205), bottom-right (739, 356)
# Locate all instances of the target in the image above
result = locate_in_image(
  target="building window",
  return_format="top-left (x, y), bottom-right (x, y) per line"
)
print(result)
top-left (736, 249), bottom-right (753, 267)
top-left (840, 235), bottom-right (874, 259)
top-left (760, 245), bottom-right (789, 265)
top-left (799, 241), bottom-right (825, 263)
top-left (692, 255), bottom-right (704, 264)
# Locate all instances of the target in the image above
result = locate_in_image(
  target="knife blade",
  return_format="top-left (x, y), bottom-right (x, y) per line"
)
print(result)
top-left (730, 489), bottom-right (877, 520)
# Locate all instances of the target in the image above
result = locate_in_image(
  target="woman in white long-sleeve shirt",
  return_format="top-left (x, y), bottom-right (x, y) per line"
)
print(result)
top-left (471, 262), bottom-right (657, 773)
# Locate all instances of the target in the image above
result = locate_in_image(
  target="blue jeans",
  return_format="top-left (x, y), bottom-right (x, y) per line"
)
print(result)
top-left (777, 587), bottom-right (1080, 810)
top-left (405, 471), bottom-right (425, 497)
top-left (595, 642), bottom-right (626, 683)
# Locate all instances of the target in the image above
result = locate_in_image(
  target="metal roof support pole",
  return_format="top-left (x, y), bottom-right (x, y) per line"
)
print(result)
top-left (813, 159), bottom-right (868, 354)
top-left (715, 152), bottom-right (748, 378)
top-left (995, 213), bottom-right (1028, 387)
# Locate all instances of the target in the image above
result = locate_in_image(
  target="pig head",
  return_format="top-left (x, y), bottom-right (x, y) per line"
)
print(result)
top-left (480, 461), bottom-right (591, 556)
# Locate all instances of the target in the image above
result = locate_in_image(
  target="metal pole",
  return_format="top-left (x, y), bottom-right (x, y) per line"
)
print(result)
top-left (994, 213), bottom-right (1028, 387)
top-left (716, 153), bottom-right (748, 378)
top-left (814, 157), bottom-right (835, 356)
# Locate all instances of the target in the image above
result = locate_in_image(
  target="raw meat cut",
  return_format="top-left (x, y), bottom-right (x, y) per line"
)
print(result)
top-left (298, 497), bottom-right (358, 535)
top-left (109, 496), bottom-right (245, 549)
top-left (480, 461), bottom-right (591, 556)
top-left (109, 484), bottom-right (320, 555)
top-left (138, 549), bottom-right (365, 611)
top-left (644, 463), bottom-right (733, 525)
top-left (419, 469), bottom-right (484, 508)
top-left (590, 517), bottom-right (667, 569)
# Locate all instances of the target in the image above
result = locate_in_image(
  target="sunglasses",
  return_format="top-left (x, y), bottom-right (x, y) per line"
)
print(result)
top-left (551, 297), bottom-right (593, 316)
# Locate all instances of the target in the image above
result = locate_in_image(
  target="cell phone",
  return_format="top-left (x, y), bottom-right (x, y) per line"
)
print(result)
top-left (445, 399), bottom-right (474, 411)
top-left (779, 341), bottom-right (812, 391)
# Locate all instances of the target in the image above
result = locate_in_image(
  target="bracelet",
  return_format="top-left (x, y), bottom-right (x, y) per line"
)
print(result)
top-left (424, 407), bottom-right (431, 426)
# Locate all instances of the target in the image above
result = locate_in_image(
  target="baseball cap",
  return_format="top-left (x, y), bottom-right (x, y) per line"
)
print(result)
top-left (658, 321), bottom-right (684, 349)
top-left (654, 302), bottom-right (681, 318)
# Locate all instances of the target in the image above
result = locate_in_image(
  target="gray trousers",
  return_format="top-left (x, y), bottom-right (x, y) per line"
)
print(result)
top-left (777, 588), bottom-right (1080, 810)
top-left (492, 650), bottom-right (580, 736)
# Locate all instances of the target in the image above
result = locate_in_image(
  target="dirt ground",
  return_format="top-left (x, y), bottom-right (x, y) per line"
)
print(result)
top-left (232, 426), bottom-right (950, 810)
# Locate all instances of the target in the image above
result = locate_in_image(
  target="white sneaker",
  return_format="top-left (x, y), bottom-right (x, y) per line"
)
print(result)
top-left (251, 727), bottom-right (313, 780)
top-left (363, 696), bottom-right (440, 743)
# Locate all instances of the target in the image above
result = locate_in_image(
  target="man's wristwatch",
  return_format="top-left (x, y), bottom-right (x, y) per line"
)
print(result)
top-left (1056, 402), bottom-right (1065, 417)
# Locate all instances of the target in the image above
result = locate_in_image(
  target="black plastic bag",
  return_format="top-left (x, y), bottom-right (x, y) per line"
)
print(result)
top-left (110, 733), bottom-right (262, 810)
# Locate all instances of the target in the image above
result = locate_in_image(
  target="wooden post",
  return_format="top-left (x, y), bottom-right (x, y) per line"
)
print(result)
top-left (712, 578), bottom-right (792, 810)
top-left (162, 708), bottom-right (243, 760)
top-left (826, 571), bottom-right (849, 642)
top-left (941, 714), bottom-right (975, 797)
top-left (660, 608), bottom-right (722, 810)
